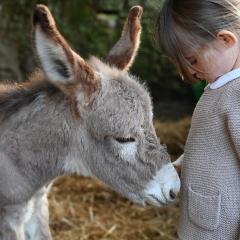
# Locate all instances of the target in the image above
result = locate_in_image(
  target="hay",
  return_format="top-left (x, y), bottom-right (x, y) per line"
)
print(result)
top-left (154, 117), bottom-right (191, 158)
top-left (49, 176), bottom-right (180, 240)
top-left (48, 117), bottom-right (191, 240)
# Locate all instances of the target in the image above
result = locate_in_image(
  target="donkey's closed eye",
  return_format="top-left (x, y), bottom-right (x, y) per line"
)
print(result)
top-left (115, 137), bottom-right (136, 143)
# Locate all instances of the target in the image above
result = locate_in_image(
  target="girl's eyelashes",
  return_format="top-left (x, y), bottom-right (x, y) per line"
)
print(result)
top-left (185, 56), bottom-right (198, 66)
top-left (190, 58), bottom-right (197, 65)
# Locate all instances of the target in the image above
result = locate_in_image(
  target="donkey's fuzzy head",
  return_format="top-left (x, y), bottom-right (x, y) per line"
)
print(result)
top-left (33, 5), bottom-right (180, 206)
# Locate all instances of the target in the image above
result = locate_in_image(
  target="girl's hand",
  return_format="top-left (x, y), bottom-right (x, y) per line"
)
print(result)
top-left (173, 154), bottom-right (184, 177)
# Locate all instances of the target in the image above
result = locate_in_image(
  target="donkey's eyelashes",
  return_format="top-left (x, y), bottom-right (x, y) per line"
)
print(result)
top-left (115, 137), bottom-right (136, 143)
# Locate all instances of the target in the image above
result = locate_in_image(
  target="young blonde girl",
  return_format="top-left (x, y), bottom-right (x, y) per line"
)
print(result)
top-left (156, 0), bottom-right (240, 239)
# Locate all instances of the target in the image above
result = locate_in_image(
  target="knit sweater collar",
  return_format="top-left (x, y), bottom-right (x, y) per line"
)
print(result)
top-left (209, 68), bottom-right (240, 89)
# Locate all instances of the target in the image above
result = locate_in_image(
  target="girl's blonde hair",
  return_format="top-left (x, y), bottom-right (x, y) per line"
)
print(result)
top-left (155, 0), bottom-right (240, 83)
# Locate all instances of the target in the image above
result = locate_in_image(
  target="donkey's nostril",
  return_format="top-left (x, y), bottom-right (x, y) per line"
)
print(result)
top-left (169, 189), bottom-right (176, 200)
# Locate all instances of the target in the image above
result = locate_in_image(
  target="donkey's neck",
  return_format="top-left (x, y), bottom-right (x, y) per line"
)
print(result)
top-left (0, 73), bottom-right (91, 202)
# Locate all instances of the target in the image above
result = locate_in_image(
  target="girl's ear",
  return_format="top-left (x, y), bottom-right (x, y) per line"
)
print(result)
top-left (217, 30), bottom-right (238, 47)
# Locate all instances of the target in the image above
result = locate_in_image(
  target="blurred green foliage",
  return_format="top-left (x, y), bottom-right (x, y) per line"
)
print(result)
top-left (0, 0), bottom-right (196, 106)
top-left (192, 81), bottom-right (208, 101)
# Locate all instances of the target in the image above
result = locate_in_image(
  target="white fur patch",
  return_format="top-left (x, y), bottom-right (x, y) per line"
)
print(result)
top-left (24, 190), bottom-right (50, 239)
top-left (119, 142), bottom-right (138, 162)
top-left (23, 198), bottom-right (39, 239)
top-left (25, 216), bottom-right (38, 239)
top-left (144, 163), bottom-right (180, 206)
top-left (23, 199), bottom-right (34, 224)
top-left (35, 28), bottom-right (73, 83)
top-left (63, 153), bottom-right (92, 176)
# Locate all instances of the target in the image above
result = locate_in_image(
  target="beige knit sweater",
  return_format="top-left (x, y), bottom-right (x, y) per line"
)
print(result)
top-left (178, 78), bottom-right (240, 240)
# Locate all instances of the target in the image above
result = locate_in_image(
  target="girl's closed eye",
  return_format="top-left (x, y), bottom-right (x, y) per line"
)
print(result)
top-left (190, 58), bottom-right (197, 66)
top-left (186, 56), bottom-right (198, 66)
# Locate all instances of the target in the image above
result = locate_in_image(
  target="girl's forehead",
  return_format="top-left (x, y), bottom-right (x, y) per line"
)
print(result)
top-left (183, 43), bottom-right (214, 58)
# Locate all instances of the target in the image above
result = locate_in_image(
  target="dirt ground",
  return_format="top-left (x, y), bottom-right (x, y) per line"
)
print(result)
top-left (48, 118), bottom-right (191, 240)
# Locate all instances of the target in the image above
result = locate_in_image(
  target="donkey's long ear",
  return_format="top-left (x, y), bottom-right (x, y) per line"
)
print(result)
top-left (33, 5), bottom-right (99, 98)
top-left (104, 6), bottom-right (143, 71)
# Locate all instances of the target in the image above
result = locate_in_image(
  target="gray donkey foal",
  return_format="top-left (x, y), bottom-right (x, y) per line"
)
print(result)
top-left (0, 5), bottom-right (180, 240)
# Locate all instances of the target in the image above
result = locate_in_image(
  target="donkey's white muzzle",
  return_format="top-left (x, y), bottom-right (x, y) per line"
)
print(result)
top-left (144, 163), bottom-right (181, 207)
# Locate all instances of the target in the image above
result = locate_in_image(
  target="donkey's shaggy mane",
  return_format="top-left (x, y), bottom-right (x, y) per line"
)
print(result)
top-left (0, 70), bottom-right (61, 118)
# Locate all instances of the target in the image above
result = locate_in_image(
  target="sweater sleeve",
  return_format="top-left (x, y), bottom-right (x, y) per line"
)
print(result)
top-left (226, 105), bottom-right (240, 159)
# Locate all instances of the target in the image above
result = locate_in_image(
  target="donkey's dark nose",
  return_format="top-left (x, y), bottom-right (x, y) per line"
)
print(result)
top-left (169, 189), bottom-right (176, 200)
